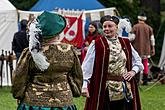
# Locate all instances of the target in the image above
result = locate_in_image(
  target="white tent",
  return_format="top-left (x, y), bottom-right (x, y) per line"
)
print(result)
top-left (158, 32), bottom-right (165, 71)
top-left (0, 0), bottom-right (18, 86)
top-left (0, 0), bottom-right (18, 51)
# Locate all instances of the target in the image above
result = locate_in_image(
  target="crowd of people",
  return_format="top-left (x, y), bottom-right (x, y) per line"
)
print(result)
top-left (11, 10), bottom-right (155, 110)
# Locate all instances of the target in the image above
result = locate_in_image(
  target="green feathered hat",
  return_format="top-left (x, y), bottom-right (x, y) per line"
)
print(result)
top-left (37, 11), bottom-right (66, 38)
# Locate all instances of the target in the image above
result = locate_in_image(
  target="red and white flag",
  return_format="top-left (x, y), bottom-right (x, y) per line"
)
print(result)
top-left (61, 13), bottom-right (83, 48)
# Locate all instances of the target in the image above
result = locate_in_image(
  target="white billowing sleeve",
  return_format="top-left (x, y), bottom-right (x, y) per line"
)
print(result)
top-left (128, 32), bottom-right (136, 41)
top-left (82, 41), bottom-right (95, 88)
top-left (131, 44), bottom-right (144, 73)
top-left (150, 35), bottom-right (155, 46)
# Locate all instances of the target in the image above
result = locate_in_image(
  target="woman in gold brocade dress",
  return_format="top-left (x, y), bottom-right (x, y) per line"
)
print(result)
top-left (12, 11), bottom-right (83, 110)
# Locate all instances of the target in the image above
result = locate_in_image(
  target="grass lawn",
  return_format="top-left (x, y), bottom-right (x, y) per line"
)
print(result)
top-left (139, 84), bottom-right (165, 110)
top-left (0, 84), bottom-right (165, 110)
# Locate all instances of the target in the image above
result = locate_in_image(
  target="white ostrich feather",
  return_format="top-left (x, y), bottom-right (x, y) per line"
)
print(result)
top-left (29, 19), bottom-right (50, 71)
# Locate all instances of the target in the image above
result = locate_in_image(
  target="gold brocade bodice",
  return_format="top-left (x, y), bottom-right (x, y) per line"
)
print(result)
top-left (106, 37), bottom-right (132, 101)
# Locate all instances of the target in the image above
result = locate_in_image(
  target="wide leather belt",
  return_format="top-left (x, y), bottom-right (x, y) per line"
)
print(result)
top-left (107, 75), bottom-right (124, 81)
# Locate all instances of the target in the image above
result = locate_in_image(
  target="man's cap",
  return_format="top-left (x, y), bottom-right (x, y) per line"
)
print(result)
top-left (100, 15), bottom-right (119, 25)
top-left (37, 11), bottom-right (66, 38)
top-left (138, 11), bottom-right (147, 21)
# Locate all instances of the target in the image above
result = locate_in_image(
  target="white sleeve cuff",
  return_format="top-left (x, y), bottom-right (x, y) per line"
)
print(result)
top-left (128, 33), bottom-right (136, 41)
top-left (151, 35), bottom-right (155, 46)
top-left (82, 80), bottom-right (88, 88)
top-left (132, 66), bottom-right (140, 74)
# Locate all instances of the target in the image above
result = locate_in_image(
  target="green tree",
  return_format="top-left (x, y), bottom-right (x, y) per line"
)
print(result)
top-left (98, 0), bottom-right (141, 23)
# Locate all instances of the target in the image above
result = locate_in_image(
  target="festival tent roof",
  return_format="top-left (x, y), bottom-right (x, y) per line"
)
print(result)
top-left (30, 0), bottom-right (105, 11)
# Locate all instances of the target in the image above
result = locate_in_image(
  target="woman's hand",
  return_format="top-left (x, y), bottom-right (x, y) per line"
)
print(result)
top-left (16, 99), bottom-right (20, 104)
top-left (84, 47), bottom-right (88, 51)
top-left (81, 88), bottom-right (90, 98)
top-left (85, 41), bottom-right (89, 46)
top-left (123, 70), bottom-right (136, 81)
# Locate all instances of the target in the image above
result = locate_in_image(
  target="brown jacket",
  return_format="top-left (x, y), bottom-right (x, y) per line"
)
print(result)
top-left (132, 22), bottom-right (153, 57)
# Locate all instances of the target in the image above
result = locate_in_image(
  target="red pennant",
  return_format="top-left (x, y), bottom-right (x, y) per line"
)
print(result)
top-left (62, 13), bottom-right (83, 48)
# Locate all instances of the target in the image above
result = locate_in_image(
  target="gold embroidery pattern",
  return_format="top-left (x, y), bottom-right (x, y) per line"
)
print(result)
top-left (106, 38), bottom-right (132, 101)
top-left (23, 43), bottom-right (81, 107)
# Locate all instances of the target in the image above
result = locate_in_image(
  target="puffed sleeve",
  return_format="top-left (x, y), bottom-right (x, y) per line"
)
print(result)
top-left (82, 41), bottom-right (95, 79)
top-left (11, 48), bottom-right (31, 100)
top-left (67, 47), bottom-right (83, 97)
top-left (131, 45), bottom-right (144, 73)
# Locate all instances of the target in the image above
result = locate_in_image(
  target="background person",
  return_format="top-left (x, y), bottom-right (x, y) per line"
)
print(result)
top-left (12, 19), bottom-right (29, 62)
top-left (131, 11), bottom-right (155, 85)
top-left (81, 21), bottom-right (102, 62)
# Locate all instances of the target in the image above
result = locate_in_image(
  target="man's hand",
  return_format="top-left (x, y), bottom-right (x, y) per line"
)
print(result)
top-left (81, 88), bottom-right (90, 98)
top-left (151, 48), bottom-right (155, 56)
top-left (123, 70), bottom-right (136, 81)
